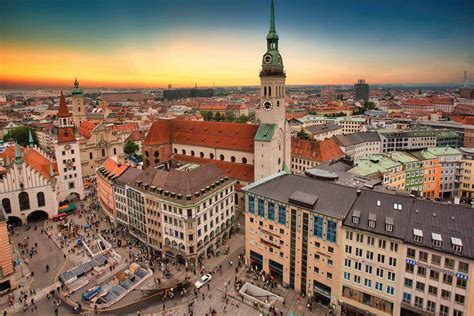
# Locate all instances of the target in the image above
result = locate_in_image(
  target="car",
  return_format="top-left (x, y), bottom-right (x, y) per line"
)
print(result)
top-left (194, 273), bottom-right (212, 289)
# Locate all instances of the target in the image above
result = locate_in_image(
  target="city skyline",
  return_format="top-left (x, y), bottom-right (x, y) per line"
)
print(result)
top-left (1, 0), bottom-right (473, 88)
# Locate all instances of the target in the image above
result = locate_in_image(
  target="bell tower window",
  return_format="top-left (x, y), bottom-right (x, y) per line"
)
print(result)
top-left (269, 86), bottom-right (271, 97)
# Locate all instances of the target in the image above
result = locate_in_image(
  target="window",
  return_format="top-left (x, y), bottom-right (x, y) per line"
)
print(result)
top-left (2, 198), bottom-right (11, 214)
top-left (219, 154), bottom-right (224, 161)
top-left (442, 273), bottom-right (453, 285)
top-left (431, 254), bottom-right (441, 266)
top-left (374, 268), bottom-right (383, 278)
top-left (416, 281), bottom-right (425, 291)
top-left (344, 259), bottom-right (351, 268)
top-left (354, 262), bottom-right (362, 271)
top-left (327, 272), bottom-right (332, 280)
top-left (313, 216), bottom-right (323, 238)
top-left (389, 257), bottom-right (397, 267)
top-left (278, 206), bottom-right (286, 225)
top-left (343, 272), bottom-right (350, 280)
top-left (417, 266), bottom-right (426, 277)
top-left (37, 192), bottom-right (45, 207)
top-left (328, 246), bottom-right (334, 254)
top-left (377, 254), bottom-right (385, 264)
top-left (268, 201), bottom-right (275, 221)
top-left (19, 192), bottom-right (30, 211)
top-left (326, 220), bottom-right (337, 243)
top-left (210, 153), bottom-right (214, 159)
top-left (345, 245), bottom-right (352, 254)
top-left (366, 251), bottom-right (374, 260)
top-left (386, 286), bottom-right (394, 295)
top-left (404, 278), bottom-right (413, 288)
top-left (388, 271), bottom-right (395, 281)
top-left (248, 197), bottom-right (255, 214)
top-left (428, 285), bottom-right (437, 296)
top-left (364, 278), bottom-right (371, 288)
top-left (113, 148), bottom-right (117, 155)
top-left (353, 275), bottom-right (361, 284)
top-left (390, 242), bottom-right (398, 252)
top-left (346, 231), bottom-right (353, 240)
top-left (242, 157), bottom-right (247, 164)
top-left (419, 251), bottom-right (428, 262)
top-left (458, 261), bottom-right (469, 273)
top-left (441, 289), bottom-right (450, 299)
top-left (439, 305), bottom-right (449, 316)
top-left (367, 236), bottom-right (375, 246)
top-left (378, 239), bottom-right (386, 249)
top-left (355, 248), bottom-right (363, 257)
top-left (258, 199), bottom-right (265, 217)
top-left (444, 258), bottom-right (455, 269)
top-left (102, 148), bottom-right (106, 157)
top-left (415, 297), bottom-right (423, 309)
top-left (453, 310), bottom-right (463, 316)
top-left (427, 301), bottom-right (436, 313)
top-left (456, 277), bottom-right (467, 289)
top-left (327, 259), bottom-right (333, 267)
top-left (356, 233), bottom-right (363, 243)
top-left (403, 292), bottom-right (411, 304)
top-left (365, 265), bottom-right (372, 274)
top-left (430, 270), bottom-right (439, 281)
top-left (89, 152), bottom-right (93, 159)
top-left (393, 203), bottom-right (402, 210)
top-left (375, 282), bottom-right (383, 291)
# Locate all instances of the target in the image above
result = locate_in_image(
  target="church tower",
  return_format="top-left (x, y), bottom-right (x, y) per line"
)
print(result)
top-left (254, 0), bottom-right (291, 180)
top-left (55, 91), bottom-right (84, 201)
top-left (71, 78), bottom-right (86, 128)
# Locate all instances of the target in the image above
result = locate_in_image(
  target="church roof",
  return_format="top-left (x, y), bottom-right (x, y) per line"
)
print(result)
top-left (79, 120), bottom-right (100, 139)
top-left (254, 124), bottom-right (276, 142)
top-left (0, 145), bottom-right (58, 180)
top-left (57, 127), bottom-right (76, 144)
top-left (144, 119), bottom-right (259, 153)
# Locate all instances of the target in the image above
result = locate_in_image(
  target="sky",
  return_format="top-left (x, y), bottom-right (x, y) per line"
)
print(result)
top-left (1, 0), bottom-right (473, 88)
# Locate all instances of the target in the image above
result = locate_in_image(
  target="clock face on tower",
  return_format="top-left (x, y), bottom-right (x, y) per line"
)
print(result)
top-left (263, 100), bottom-right (273, 111)
top-left (263, 54), bottom-right (272, 64)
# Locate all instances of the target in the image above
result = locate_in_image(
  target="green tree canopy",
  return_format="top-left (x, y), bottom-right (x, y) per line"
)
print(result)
top-left (3, 126), bottom-right (37, 147)
top-left (297, 127), bottom-right (311, 140)
top-left (124, 140), bottom-right (139, 155)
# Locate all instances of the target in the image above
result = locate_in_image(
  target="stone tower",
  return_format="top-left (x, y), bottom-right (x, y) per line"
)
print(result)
top-left (254, 0), bottom-right (291, 180)
top-left (71, 78), bottom-right (86, 128)
top-left (55, 91), bottom-right (84, 201)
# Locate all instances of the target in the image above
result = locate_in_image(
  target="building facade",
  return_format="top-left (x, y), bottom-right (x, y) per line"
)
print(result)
top-left (354, 79), bottom-right (369, 102)
top-left (71, 78), bottom-right (87, 128)
top-left (459, 148), bottom-right (474, 201)
top-left (334, 132), bottom-right (381, 160)
top-left (0, 209), bottom-right (15, 292)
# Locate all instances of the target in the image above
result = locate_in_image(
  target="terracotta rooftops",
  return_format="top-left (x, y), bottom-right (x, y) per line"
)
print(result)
top-left (291, 137), bottom-right (343, 163)
top-left (79, 120), bottom-right (100, 139)
top-left (57, 127), bottom-right (75, 144)
top-left (0, 145), bottom-right (58, 180)
top-left (144, 119), bottom-right (259, 152)
top-left (174, 154), bottom-right (254, 183)
top-left (98, 157), bottom-right (129, 180)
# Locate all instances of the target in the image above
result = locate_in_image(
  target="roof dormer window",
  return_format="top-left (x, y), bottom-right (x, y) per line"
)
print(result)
top-left (385, 217), bottom-right (394, 232)
top-left (368, 213), bottom-right (376, 228)
top-left (413, 229), bottom-right (423, 243)
top-left (393, 203), bottom-right (402, 211)
top-left (432, 233), bottom-right (442, 248)
top-left (451, 237), bottom-right (463, 253)
top-left (352, 210), bottom-right (360, 224)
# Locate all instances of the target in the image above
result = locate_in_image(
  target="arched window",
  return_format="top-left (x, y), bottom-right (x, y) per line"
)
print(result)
top-left (101, 148), bottom-right (106, 157)
top-left (113, 148), bottom-right (117, 155)
top-left (269, 86), bottom-right (271, 97)
top-left (210, 153), bottom-right (215, 159)
top-left (37, 192), bottom-right (45, 207)
top-left (200, 152), bottom-right (204, 158)
top-left (145, 151), bottom-right (149, 157)
top-left (89, 152), bottom-right (93, 160)
top-left (264, 86), bottom-right (267, 97)
top-left (231, 156), bottom-right (236, 162)
top-left (2, 198), bottom-right (11, 214)
top-left (19, 192), bottom-right (30, 211)
top-left (220, 154), bottom-right (225, 161)
top-left (242, 157), bottom-right (247, 164)
top-left (154, 151), bottom-right (159, 157)
top-left (191, 150), bottom-right (195, 157)
top-left (173, 148), bottom-right (178, 154)
top-left (182, 149), bottom-right (186, 155)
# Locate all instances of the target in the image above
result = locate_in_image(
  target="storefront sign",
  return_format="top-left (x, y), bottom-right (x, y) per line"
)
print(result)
top-left (406, 259), bottom-right (469, 280)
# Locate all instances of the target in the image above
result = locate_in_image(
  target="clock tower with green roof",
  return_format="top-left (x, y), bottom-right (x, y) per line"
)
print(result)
top-left (254, 0), bottom-right (291, 180)
top-left (71, 77), bottom-right (86, 128)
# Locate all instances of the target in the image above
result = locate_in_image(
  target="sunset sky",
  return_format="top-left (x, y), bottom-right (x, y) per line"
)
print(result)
top-left (1, 0), bottom-right (473, 88)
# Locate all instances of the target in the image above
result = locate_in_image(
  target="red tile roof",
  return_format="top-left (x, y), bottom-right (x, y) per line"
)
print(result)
top-left (111, 123), bottom-right (139, 134)
top-left (101, 157), bottom-right (129, 178)
top-left (0, 145), bottom-right (58, 180)
top-left (174, 154), bottom-right (254, 183)
top-left (57, 127), bottom-right (75, 144)
top-left (402, 98), bottom-right (432, 106)
top-left (127, 130), bottom-right (145, 142)
top-left (57, 91), bottom-right (71, 117)
top-left (144, 119), bottom-right (259, 152)
top-left (291, 137), bottom-right (343, 163)
top-left (79, 120), bottom-right (99, 139)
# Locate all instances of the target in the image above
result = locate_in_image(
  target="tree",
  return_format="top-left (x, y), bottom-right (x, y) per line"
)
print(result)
top-left (225, 111), bottom-right (236, 122)
top-left (124, 140), bottom-right (139, 155)
top-left (3, 126), bottom-right (37, 147)
top-left (297, 127), bottom-right (311, 140)
top-left (215, 112), bottom-right (223, 121)
top-left (200, 111), bottom-right (213, 121)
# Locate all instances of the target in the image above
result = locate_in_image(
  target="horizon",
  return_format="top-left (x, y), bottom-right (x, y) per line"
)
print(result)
top-left (1, 0), bottom-right (473, 89)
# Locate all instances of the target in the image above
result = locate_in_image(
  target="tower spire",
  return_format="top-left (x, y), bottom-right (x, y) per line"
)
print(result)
top-left (270, 0), bottom-right (276, 33)
top-left (28, 129), bottom-right (34, 147)
top-left (14, 142), bottom-right (22, 164)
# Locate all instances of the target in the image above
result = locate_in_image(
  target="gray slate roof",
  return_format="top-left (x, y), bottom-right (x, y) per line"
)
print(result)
top-left (246, 174), bottom-right (358, 219)
top-left (115, 167), bottom-right (143, 186)
top-left (334, 132), bottom-right (380, 147)
top-left (306, 122), bottom-right (342, 135)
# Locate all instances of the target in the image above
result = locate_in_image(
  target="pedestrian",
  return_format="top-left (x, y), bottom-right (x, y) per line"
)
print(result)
top-left (202, 293), bottom-right (205, 300)
top-left (207, 283), bottom-right (210, 291)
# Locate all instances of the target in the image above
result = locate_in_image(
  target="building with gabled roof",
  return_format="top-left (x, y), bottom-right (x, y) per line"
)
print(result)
top-left (291, 137), bottom-right (344, 174)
